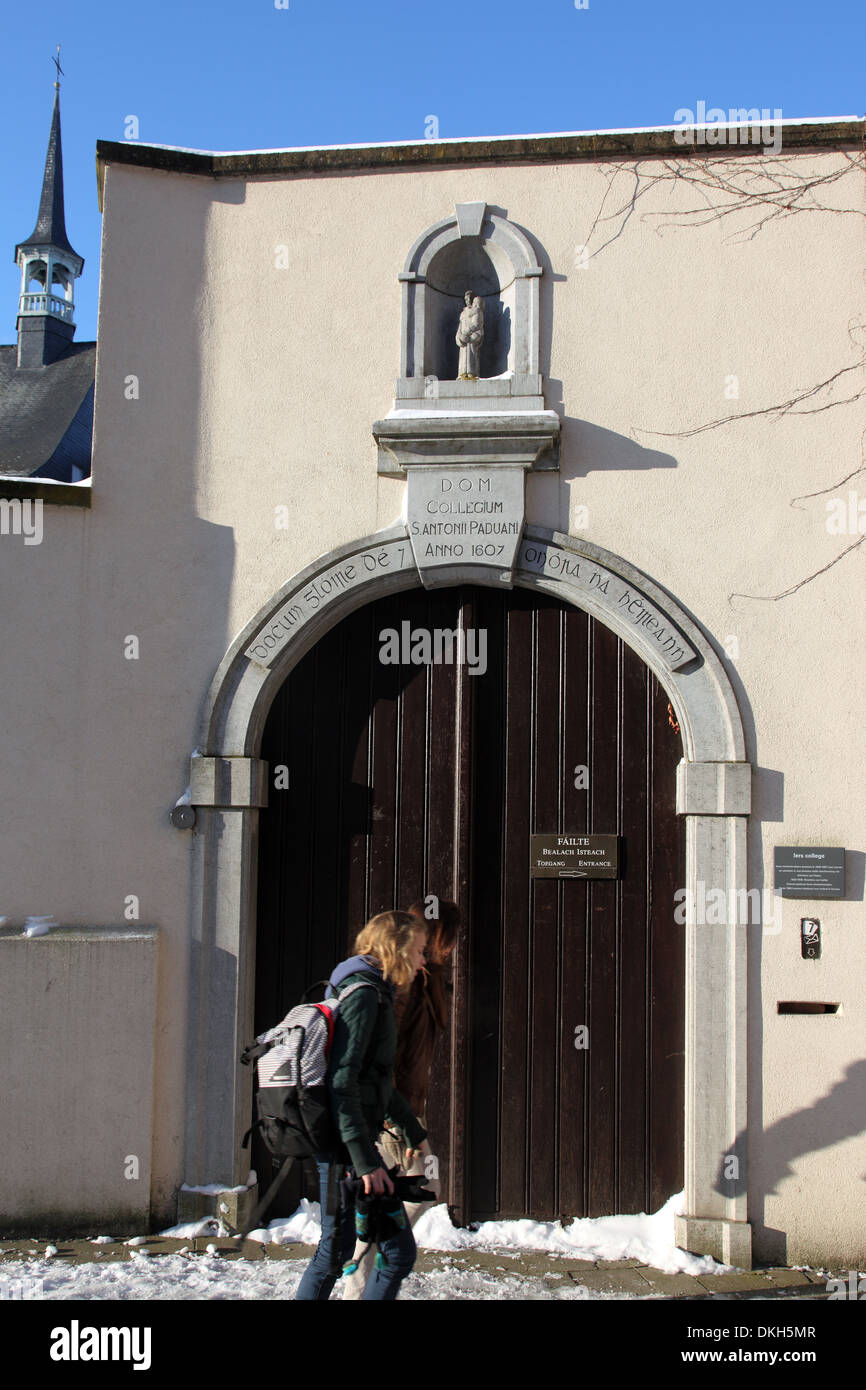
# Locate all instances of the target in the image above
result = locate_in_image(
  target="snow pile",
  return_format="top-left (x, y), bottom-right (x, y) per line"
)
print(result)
top-left (159, 1218), bottom-right (234, 1239)
top-left (248, 1198), bottom-right (322, 1247)
top-left (413, 1190), bottom-right (729, 1275)
top-left (253, 1190), bottom-right (732, 1276)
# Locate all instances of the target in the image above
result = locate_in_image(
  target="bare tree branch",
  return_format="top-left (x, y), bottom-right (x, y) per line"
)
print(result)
top-left (580, 149), bottom-right (866, 603)
top-left (635, 355), bottom-right (866, 440)
top-left (791, 439), bottom-right (866, 508)
top-left (583, 152), bottom-right (866, 247)
top-left (729, 535), bottom-right (865, 604)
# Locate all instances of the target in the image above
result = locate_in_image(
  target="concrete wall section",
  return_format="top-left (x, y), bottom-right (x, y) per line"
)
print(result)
top-left (0, 928), bottom-right (158, 1235)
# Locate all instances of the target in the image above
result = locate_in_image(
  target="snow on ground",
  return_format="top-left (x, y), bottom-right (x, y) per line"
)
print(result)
top-left (0, 1190), bottom-right (730, 1300)
top-left (0, 1253), bottom-right (624, 1301)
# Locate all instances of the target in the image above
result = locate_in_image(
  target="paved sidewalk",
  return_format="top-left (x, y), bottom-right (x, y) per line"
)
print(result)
top-left (0, 1236), bottom-right (836, 1299)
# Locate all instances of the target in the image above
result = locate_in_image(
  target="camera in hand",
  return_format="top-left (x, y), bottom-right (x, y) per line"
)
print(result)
top-left (390, 1171), bottom-right (437, 1204)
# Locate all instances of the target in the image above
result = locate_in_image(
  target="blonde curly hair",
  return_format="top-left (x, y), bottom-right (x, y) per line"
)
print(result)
top-left (353, 910), bottom-right (427, 990)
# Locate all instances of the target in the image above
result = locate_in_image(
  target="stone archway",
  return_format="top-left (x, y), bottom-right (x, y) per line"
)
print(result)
top-left (184, 521), bottom-right (752, 1266)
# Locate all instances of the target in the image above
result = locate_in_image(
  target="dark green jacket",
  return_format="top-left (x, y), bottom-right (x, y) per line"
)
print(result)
top-left (327, 966), bottom-right (427, 1176)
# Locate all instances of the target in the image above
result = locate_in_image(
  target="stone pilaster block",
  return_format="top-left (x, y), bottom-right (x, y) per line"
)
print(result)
top-left (189, 756), bottom-right (268, 809)
top-left (176, 1183), bottom-right (259, 1232)
top-left (676, 1215), bottom-right (753, 1270)
top-left (677, 760), bottom-right (751, 815)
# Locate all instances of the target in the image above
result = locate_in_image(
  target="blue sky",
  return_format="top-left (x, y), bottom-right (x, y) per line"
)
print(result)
top-left (2, 0), bottom-right (863, 340)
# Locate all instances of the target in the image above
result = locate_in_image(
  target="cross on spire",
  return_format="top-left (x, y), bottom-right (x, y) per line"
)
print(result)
top-left (52, 45), bottom-right (63, 89)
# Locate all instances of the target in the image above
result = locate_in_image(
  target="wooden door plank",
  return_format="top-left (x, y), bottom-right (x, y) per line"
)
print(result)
top-left (586, 618), bottom-right (620, 1216)
top-left (367, 595), bottom-right (400, 917)
top-left (395, 605), bottom-right (428, 912)
top-left (528, 599), bottom-right (562, 1218)
top-left (424, 587), bottom-right (463, 1214)
top-left (649, 674), bottom-right (686, 1209)
top-left (558, 603), bottom-right (591, 1218)
top-left (617, 642), bottom-right (651, 1213)
top-left (465, 586), bottom-right (504, 1219)
top-left (496, 594), bottom-right (534, 1218)
top-left (449, 588), bottom-right (476, 1224)
top-left (342, 601), bottom-right (375, 951)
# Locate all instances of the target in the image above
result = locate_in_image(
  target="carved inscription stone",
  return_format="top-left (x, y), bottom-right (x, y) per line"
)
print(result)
top-left (244, 533), bottom-right (698, 675)
top-left (407, 465), bottom-right (525, 581)
top-left (245, 539), bottom-right (413, 668)
top-left (517, 539), bottom-right (697, 671)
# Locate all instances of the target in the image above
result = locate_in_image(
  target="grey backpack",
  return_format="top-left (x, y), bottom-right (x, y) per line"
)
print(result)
top-left (240, 980), bottom-right (379, 1159)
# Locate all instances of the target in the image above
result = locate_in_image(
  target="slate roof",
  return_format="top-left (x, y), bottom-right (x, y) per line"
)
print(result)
top-left (0, 342), bottom-right (95, 480)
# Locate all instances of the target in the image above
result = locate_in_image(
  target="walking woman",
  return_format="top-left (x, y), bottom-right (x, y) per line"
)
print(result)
top-left (295, 910), bottom-right (428, 1301)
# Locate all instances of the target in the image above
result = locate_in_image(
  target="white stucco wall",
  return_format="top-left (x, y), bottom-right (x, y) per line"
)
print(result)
top-left (0, 136), bottom-right (862, 1261)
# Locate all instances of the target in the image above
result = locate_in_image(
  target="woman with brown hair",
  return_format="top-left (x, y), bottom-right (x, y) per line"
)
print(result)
top-left (295, 909), bottom-right (428, 1302)
top-left (395, 899), bottom-right (460, 1118)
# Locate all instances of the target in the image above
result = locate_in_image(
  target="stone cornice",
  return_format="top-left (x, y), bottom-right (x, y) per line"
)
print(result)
top-left (95, 120), bottom-right (865, 203)
top-left (373, 411), bottom-right (561, 474)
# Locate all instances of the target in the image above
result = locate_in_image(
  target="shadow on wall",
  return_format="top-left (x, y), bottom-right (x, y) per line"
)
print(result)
top-left (0, 174), bottom-right (245, 1236)
top-left (559, 417), bottom-right (677, 482)
top-left (717, 1058), bottom-right (866, 1263)
top-left (525, 414), bottom-right (678, 540)
top-left (111, 179), bottom-right (245, 1226)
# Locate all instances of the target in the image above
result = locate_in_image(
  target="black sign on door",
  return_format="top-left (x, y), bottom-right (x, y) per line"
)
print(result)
top-left (530, 833), bottom-right (620, 878)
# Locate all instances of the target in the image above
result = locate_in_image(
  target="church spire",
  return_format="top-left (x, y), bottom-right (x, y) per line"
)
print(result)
top-left (17, 52), bottom-right (80, 263)
top-left (15, 49), bottom-right (84, 368)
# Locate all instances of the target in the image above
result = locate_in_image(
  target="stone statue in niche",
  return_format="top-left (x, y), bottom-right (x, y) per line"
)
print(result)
top-left (456, 290), bottom-right (484, 380)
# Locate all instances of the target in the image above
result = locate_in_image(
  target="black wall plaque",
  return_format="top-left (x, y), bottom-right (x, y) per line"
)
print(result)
top-left (530, 833), bottom-right (620, 879)
top-left (774, 847), bottom-right (845, 899)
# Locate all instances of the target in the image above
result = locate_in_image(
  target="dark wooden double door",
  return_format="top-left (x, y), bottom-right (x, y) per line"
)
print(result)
top-left (254, 583), bottom-right (684, 1222)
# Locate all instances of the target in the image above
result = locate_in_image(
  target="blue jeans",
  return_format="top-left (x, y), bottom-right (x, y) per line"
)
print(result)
top-left (294, 1156), bottom-right (417, 1301)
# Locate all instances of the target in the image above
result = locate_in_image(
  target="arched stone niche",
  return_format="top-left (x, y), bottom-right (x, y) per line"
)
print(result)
top-left (396, 201), bottom-right (544, 407)
top-left (376, 204), bottom-right (558, 476)
top-left (423, 235), bottom-right (512, 380)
